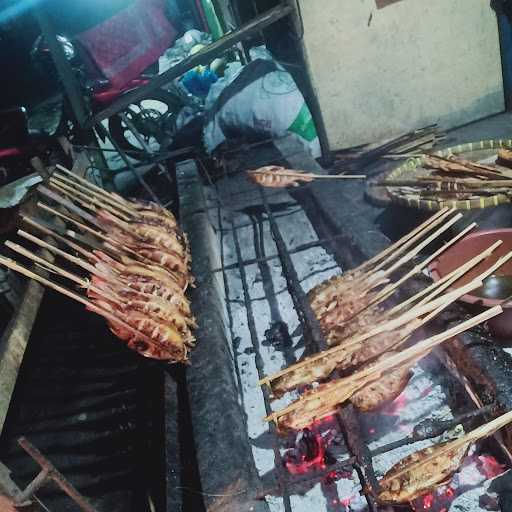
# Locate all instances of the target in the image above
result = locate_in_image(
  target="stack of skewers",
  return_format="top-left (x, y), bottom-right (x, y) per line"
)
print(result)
top-left (258, 208), bottom-right (512, 504)
top-left (0, 165), bottom-right (196, 363)
top-left (378, 151), bottom-right (512, 204)
top-left (334, 124), bottom-right (446, 170)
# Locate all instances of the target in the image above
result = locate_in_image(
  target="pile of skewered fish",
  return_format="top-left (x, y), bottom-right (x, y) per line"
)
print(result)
top-left (259, 208), bottom-right (512, 431)
top-left (0, 165), bottom-right (196, 363)
top-left (378, 152), bottom-right (512, 202)
top-left (247, 166), bottom-right (365, 188)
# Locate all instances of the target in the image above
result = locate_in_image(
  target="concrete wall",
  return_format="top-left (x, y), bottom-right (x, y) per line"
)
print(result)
top-left (298, 0), bottom-right (505, 151)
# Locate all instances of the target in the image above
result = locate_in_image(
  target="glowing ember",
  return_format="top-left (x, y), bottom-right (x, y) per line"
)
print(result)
top-left (444, 487), bottom-right (455, 498)
top-left (284, 429), bottom-right (326, 475)
top-left (336, 495), bottom-right (356, 509)
top-left (423, 493), bottom-right (434, 509)
top-left (477, 455), bottom-right (506, 479)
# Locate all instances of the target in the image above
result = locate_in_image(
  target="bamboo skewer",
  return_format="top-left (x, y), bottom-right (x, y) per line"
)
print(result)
top-left (264, 306), bottom-right (501, 422)
top-left (380, 212), bottom-right (463, 278)
top-left (51, 174), bottom-right (133, 221)
top-left (388, 241), bottom-right (503, 316)
top-left (6, 240), bottom-right (122, 307)
top-left (369, 208), bottom-right (454, 275)
top-left (38, 185), bottom-right (99, 227)
top-left (0, 255), bottom-right (169, 352)
top-left (53, 172), bottom-right (136, 218)
top-left (357, 207), bottom-right (450, 273)
top-left (55, 164), bottom-right (136, 212)
top-left (38, 202), bottom-right (109, 241)
top-left (36, 203), bottom-right (163, 266)
top-left (23, 215), bottom-right (97, 262)
top-left (250, 169), bottom-right (366, 179)
top-left (370, 222), bottom-right (477, 306)
top-left (259, 279), bottom-right (482, 386)
top-left (49, 177), bottom-right (133, 222)
top-left (379, 409), bottom-right (512, 487)
top-left (16, 230), bottom-right (97, 275)
top-left (5, 241), bottom-right (90, 289)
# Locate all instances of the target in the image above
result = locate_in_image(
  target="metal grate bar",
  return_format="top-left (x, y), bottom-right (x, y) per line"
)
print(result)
top-left (257, 185), bottom-right (379, 510)
top-left (209, 233), bottom-right (347, 274)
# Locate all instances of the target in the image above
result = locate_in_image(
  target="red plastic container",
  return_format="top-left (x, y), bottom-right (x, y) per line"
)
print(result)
top-left (429, 228), bottom-right (512, 338)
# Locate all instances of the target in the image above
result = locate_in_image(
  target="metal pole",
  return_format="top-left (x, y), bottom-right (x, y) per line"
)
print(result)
top-left (94, 122), bottom-right (162, 205)
top-left (17, 437), bottom-right (99, 512)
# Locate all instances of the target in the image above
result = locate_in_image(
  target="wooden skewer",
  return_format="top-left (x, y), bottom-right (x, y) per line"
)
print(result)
top-left (357, 207), bottom-right (450, 273)
top-left (381, 212), bottom-right (463, 277)
top-left (54, 172), bottom-right (137, 218)
top-left (388, 240), bottom-right (503, 316)
top-left (379, 409), bottom-right (512, 486)
top-left (48, 180), bottom-right (99, 216)
top-left (370, 208), bottom-right (455, 275)
top-left (49, 177), bottom-right (133, 222)
top-left (23, 215), bottom-right (97, 262)
top-left (36, 203), bottom-right (147, 263)
top-left (55, 164), bottom-right (136, 211)
top-left (38, 185), bottom-right (99, 227)
top-left (0, 254), bottom-right (169, 352)
top-left (477, 250), bottom-right (512, 281)
top-left (265, 305), bottom-right (501, 421)
top-left (37, 203), bottom-right (161, 268)
top-left (371, 222), bottom-right (477, 305)
top-left (5, 241), bottom-right (88, 288)
top-left (16, 230), bottom-right (97, 275)
top-left (7, 240), bottom-right (123, 307)
top-left (38, 202), bottom-right (107, 238)
top-left (259, 279), bottom-right (481, 386)
top-left (250, 169), bottom-right (366, 179)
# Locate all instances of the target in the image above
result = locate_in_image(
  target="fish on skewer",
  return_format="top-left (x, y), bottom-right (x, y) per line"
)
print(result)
top-left (326, 304), bottom-right (384, 346)
top-left (3, 173), bottom-right (197, 363)
top-left (272, 319), bottom-right (421, 398)
top-left (376, 409), bottom-right (512, 504)
top-left (267, 307), bottom-right (500, 431)
top-left (97, 209), bottom-right (187, 258)
top-left (247, 166), bottom-right (316, 188)
top-left (350, 351), bottom-right (422, 412)
top-left (376, 441), bottom-right (469, 504)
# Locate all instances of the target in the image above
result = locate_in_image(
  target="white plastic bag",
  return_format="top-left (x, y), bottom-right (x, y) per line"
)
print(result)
top-left (203, 56), bottom-right (321, 158)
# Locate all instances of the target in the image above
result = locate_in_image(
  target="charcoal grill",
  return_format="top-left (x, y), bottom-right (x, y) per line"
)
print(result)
top-left (178, 136), bottom-right (512, 512)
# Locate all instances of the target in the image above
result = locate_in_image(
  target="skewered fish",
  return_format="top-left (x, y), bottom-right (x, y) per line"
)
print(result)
top-left (327, 304), bottom-right (384, 346)
top-left (98, 209), bottom-right (186, 257)
top-left (247, 166), bottom-right (315, 188)
top-left (272, 322), bottom-right (417, 398)
top-left (277, 376), bottom-right (370, 431)
top-left (350, 351), bottom-right (413, 412)
top-left (377, 408), bottom-right (512, 503)
top-left (377, 441), bottom-right (469, 504)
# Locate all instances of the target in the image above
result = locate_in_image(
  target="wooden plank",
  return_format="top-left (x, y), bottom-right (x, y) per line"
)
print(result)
top-left (0, 280), bottom-right (45, 434)
top-left (89, 4), bottom-right (294, 126)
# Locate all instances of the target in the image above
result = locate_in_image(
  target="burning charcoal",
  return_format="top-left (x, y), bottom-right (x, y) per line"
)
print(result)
top-left (283, 428), bottom-right (327, 475)
top-left (412, 417), bottom-right (454, 440)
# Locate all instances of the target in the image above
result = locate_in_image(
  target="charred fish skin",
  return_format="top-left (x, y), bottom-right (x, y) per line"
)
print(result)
top-left (376, 442), bottom-right (469, 504)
